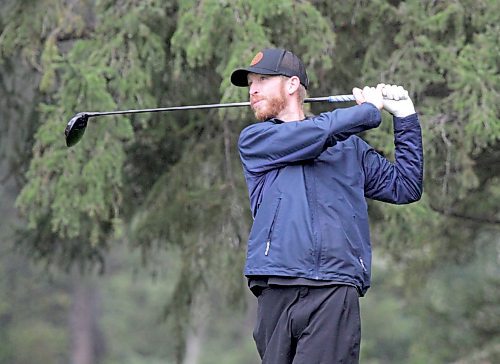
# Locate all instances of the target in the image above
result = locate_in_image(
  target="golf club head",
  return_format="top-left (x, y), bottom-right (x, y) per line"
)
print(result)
top-left (65, 113), bottom-right (89, 147)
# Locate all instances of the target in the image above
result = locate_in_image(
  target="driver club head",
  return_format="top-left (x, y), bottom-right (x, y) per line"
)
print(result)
top-left (65, 113), bottom-right (89, 147)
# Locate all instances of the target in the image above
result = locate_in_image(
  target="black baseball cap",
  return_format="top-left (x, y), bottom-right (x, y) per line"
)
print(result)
top-left (231, 48), bottom-right (309, 89)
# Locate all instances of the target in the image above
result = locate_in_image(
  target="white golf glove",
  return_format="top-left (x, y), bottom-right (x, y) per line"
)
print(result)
top-left (381, 84), bottom-right (416, 117)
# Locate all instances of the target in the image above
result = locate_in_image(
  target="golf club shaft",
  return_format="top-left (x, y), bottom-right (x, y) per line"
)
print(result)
top-left (83, 95), bottom-right (356, 118)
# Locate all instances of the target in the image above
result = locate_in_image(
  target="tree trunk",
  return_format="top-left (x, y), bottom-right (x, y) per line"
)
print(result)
top-left (69, 273), bottom-right (104, 364)
top-left (182, 292), bottom-right (209, 364)
top-left (182, 320), bottom-right (208, 364)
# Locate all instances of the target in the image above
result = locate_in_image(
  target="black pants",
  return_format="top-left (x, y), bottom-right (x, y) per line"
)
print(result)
top-left (253, 285), bottom-right (361, 364)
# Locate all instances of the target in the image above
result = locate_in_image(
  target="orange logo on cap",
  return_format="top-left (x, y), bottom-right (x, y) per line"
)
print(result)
top-left (250, 52), bottom-right (264, 66)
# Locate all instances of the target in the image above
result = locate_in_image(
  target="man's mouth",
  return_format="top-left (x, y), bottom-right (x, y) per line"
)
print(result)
top-left (251, 98), bottom-right (265, 108)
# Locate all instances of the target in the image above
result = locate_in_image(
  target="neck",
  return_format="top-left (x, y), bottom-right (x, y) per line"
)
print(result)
top-left (277, 101), bottom-right (305, 122)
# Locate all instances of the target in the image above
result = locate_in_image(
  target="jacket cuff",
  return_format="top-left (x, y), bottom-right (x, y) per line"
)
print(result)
top-left (393, 113), bottom-right (419, 132)
top-left (363, 102), bottom-right (382, 128)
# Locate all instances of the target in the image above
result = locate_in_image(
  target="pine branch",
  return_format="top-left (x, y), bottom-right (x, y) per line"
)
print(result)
top-left (429, 203), bottom-right (500, 225)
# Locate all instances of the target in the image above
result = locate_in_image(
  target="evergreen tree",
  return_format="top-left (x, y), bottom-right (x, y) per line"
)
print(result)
top-left (1, 1), bottom-right (498, 362)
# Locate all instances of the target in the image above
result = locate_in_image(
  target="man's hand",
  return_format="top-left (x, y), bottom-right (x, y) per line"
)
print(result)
top-left (352, 85), bottom-right (384, 110)
top-left (380, 84), bottom-right (416, 117)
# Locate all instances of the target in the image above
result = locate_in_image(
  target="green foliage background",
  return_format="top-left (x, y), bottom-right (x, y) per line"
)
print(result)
top-left (0, 0), bottom-right (499, 363)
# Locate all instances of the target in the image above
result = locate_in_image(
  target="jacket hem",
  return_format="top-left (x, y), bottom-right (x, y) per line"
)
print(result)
top-left (244, 269), bottom-right (369, 295)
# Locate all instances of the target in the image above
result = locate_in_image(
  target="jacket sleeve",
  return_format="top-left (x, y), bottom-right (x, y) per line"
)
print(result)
top-left (239, 102), bottom-right (381, 174)
top-left (362, 113), bottom-right (424, 204)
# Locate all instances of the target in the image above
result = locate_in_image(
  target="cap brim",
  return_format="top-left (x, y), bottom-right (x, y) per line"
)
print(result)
top-left (230, 67), bottom-right (281, 87)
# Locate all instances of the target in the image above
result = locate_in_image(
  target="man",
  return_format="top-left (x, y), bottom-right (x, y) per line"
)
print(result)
top-left (231, 48), bottom-right (423, 363)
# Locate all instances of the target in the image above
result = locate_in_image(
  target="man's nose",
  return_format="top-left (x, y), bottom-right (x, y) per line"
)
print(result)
top-left (249, 83), bottom-right (258, 95)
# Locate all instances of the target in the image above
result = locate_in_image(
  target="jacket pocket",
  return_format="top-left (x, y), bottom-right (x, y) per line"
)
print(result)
top-left (265, 196), bottom-right (282, 256)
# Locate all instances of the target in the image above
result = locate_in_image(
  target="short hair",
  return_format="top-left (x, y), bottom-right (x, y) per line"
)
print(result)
top-left (297, 84), bottom-right (307, 104)
top-left (280, 76), bottom-right (307, 104)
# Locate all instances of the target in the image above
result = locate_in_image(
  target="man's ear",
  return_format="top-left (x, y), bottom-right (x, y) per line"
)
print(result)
top-left (288, 76), bottom-right (301, 94)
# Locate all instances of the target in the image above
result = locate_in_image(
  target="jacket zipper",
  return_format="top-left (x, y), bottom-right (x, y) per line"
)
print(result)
top-left (308, 166), bottom-right (322, 279)
top-left (359, 257), bottom-right (367, 272)
top-left (265, 197), bottom-right (282, 256)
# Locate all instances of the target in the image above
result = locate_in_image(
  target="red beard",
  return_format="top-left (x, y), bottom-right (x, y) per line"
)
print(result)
top-left (251, 86), bottom-right (287, 121)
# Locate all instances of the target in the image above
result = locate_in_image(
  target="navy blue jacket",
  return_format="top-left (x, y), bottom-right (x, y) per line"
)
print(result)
top-left (238, 102), bottom-right (423, 295)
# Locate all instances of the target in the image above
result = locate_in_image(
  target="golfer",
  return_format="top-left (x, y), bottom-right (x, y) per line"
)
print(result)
top-left (231, 48), bottom-right (423, 363)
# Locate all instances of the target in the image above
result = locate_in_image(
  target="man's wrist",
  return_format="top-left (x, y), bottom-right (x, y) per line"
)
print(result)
top-left (393, 107), bottom-right (416, 118)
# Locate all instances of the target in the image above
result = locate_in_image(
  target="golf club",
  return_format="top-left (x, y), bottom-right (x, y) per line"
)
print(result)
top-left (64, 95), bottom-right (356, 147)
